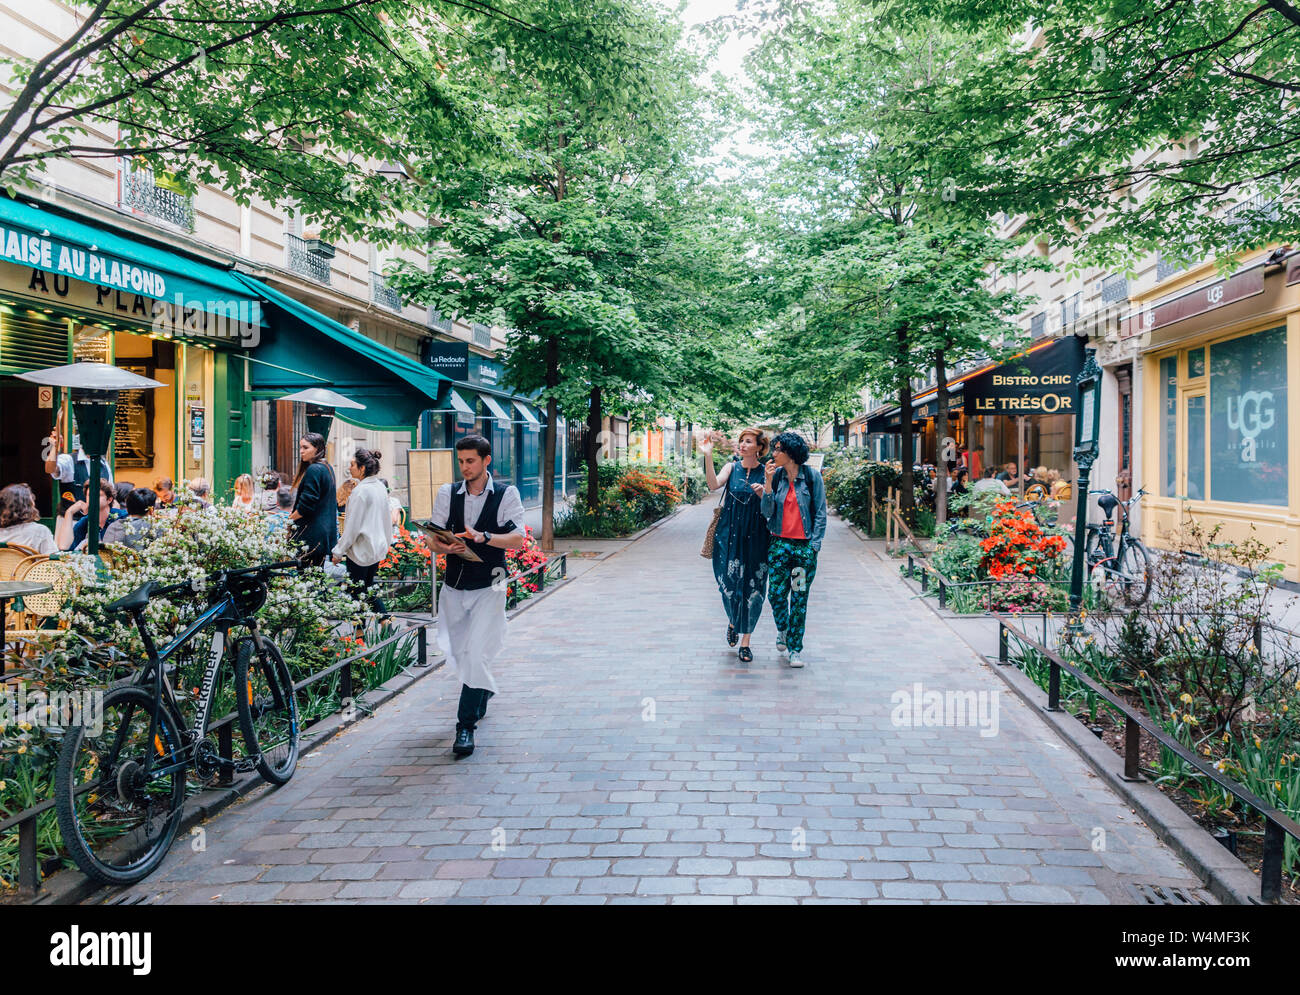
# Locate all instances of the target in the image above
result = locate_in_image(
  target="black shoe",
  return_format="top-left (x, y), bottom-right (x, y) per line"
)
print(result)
top-left (727, 624), bottom-right (738, 647)
top-left (738, 646), bottom-right (753, 663)
top-left (453, 726), bottom-right (475, 757)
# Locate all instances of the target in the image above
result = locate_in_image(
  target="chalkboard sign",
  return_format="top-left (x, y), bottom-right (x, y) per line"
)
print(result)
top-left (114, 363), bottom-right (155, 469)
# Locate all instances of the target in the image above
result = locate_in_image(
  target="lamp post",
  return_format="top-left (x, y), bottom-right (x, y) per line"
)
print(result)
top-left (1066, 348), bottom-right (1103, 636)
top-left (17, 362), bottom-right (164, 558)
top-left (277, 388), bottom-right (366, 442)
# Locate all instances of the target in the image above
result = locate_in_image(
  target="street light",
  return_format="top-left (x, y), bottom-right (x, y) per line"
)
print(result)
top-left (1067, 348), bottom-right (1103, 636)
top-left (277, 387), bottom-right (366, 441)
top-left (17, 361), bottom-right (163, 558)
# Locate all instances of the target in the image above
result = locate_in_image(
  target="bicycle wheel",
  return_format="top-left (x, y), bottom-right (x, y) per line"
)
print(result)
top-left (235, 636), bottom-right (299, 785)
top-left (54, 685), bottom-right (187, 886)
top-left (1118, 537), bottom-right (1152, 607)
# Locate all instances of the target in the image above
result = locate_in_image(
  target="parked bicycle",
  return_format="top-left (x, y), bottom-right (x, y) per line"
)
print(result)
top-left (54, 558), bottom-right (304, 885)
top-left (1065, 487), bottom-right (1151, 607)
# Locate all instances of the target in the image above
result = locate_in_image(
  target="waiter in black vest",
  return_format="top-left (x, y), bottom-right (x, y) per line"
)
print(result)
top-left (427, 434), bottom-right (526, 758)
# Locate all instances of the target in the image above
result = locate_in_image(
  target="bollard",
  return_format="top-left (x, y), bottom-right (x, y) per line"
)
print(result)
top-left (938, 579), bottom-right (947, 611)
top-left (1047, 660), bottom-right (1061, 711)
top-left (417, 623), bottom-right (429, 667)
top-left (921, 568), bottom-right (929, 593)
top-left (907, 554), bottom-right (914, 579)
top-left (1262, 819), bottom-right (1283, 902)
top-left (1123, 716), bottom-right (1142, 781)
top-left (18, 817), bottom-right (38, 895)
top-left (340, 656), bottom-right (354, 714)
top-left (218, 723), bottom-right (234, 787)
top-left (1253, 620), bottom-right (1263, 657)
top-left (998, 623), bottom-right (1007, 664)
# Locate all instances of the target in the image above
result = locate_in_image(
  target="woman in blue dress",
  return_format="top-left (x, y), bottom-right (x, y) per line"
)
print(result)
top-left (701, 429), bottom-right (770, 662)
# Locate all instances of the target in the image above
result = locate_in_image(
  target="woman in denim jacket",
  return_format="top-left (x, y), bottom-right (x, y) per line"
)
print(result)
top-left (759, 432), bottom-right (827, 668)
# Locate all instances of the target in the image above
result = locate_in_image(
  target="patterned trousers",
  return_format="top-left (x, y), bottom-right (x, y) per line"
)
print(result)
top-left (767, 537), bottom-right (818, 654)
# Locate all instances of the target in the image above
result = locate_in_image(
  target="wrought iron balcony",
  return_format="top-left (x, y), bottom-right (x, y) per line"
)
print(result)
top-left (371, 272), bottom-right (403, 311)
top-left (1060, 292), bottom-right (1081, 328)
top-left (1155, 253), bottom-right (1182, 282)
top-left (1030, 311), bottom-right (1047, 338)
top-left (286, 233), bottom-right (332, 284)
top-left (471, 321), bottom-right (491, 347)
top-left (122, 163), bottom-right (194, 231)
top-left (427, 308), bottom-right (454, 333)
top-left (1100, 272), bottom-right (1129, 304)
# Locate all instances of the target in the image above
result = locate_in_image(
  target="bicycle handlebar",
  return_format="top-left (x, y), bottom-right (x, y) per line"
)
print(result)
top-left (149, 558), bottom-right (306, 601)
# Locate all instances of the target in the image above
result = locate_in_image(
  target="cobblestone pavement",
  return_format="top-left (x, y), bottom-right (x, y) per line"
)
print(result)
top-left (132, 502), bottom-right (1212, 904)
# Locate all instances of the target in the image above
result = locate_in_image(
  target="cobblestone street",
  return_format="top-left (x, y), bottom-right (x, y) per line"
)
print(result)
top-left (130, 502), bottom-right (1211, 904)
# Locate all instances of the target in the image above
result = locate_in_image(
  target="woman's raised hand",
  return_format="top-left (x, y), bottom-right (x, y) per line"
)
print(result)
top-left (698, 438), bottom-right (713, 456)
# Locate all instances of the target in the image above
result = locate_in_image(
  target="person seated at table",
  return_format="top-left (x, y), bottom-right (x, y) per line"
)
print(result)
top-left (153, 477), bottom-right (175, 507)
top-left (0, 483), bottom-right (57, 555)
top-left (972, 467), bottom-right (1010, 495)
top-left (184, 477), bottom-right (214, 511)
top-left (231, 473), bottom-right (257, 512)
top-left (102, 488), bottom-right (161, 551)
top-left (56, 479), bottom-right (125, 551)
top-left (265, 486), bottom-right (294, 538)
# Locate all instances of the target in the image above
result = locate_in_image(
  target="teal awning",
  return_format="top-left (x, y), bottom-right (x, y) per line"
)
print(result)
top-left (0, 195), bottom-right (265, 326)
top-left (480, 393), bottom-right (512, 421)
top-left (236, 274), bottom-right (450, 428)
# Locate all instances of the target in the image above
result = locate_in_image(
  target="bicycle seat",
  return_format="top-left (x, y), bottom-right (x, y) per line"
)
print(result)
top-left (106, 581), bottom-right (156, 613)
top-left (1095, 492), bottom-right (1120, 516)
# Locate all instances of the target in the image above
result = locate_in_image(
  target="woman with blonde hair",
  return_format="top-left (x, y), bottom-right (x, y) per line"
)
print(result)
top-left (700, 427), bottom-right (770, 662)
top-left (231, 473), bottom-right (257, 512)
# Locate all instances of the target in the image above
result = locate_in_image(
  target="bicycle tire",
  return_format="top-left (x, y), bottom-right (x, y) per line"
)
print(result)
top-left (54, 685), bottom-right (187, 886)
top-left (1119, 537), bottom-right (1152, 607)
top-left (235, 637), bottom-right (299, 785)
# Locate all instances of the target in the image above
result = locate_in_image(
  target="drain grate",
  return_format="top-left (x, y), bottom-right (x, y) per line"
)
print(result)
top-left (1127, 882), bottom-right (1209, 906)
top-left (101, 891), bottom-right (152, 906)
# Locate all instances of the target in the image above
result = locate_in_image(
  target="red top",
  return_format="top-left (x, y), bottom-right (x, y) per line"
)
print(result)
top-left (780, 484), bottom-right (806, 539)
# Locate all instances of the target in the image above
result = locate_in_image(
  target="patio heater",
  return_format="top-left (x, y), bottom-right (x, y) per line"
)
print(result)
top-left (277, 387), bottom-right (367, 442)
top-left (1066, 349), bottom-right (1103, 637)
top-left (17, 361), bottom-right (164, 558)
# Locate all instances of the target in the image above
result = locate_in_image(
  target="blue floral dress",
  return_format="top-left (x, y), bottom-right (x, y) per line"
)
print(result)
top-left (711, 457), bottom-right (770, 634)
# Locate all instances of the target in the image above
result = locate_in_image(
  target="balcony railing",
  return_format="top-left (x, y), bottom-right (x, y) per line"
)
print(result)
top-left (371, 272), bottom-right (403, 311)
top-left (122, 163), bottom-right (194, 231)
top-left (1155, 253), bottom-right (1182, 282)
top-left (286, 233), bottom-right (332, 284)
top-left (1099, 272), bottom-right (1129, 304)
top-left (471, 322), bottom-right (491, 347)
top-left (1060, 292), bottom-right (1081, 328)
top-left (1030, 311), bottom-right (1047, 338)
top-left (427, 308), bottom-right (454, 333)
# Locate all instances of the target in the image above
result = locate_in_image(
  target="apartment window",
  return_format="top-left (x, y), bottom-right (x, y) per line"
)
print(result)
top-left (1030, 311), bottom-right (1046, 338)
top-left (1060, 292), bottom-right (1081, 328)
top-left (427, 308), bottom-right (454, 333)
top-left (1156, 253), bottom-right (1183, 282)
top-left (284, 213), bottom-right (332, 284)
top-left (1099, 273), bottom-right (1129, 304)
top-left (1160, 355), bottom-right (1177, 497)
top-left (1210, 327), bottom-right (1287, 505)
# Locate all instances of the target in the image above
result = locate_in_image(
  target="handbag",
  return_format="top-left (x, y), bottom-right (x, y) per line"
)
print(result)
top-left (701, 475), bottom-right (729, 558)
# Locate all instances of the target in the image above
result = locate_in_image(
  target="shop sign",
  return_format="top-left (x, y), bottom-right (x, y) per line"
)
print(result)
top-left (964, 337), bottom-right (1085, 415)
top-left (0, 225), bottom-right (167, 296)
top-left (1130, 267), bottom-right (1265, 335)
top-left (1, 260), bottom-right (261, 345)
top-left (424, 340), bottom-right (468, 380)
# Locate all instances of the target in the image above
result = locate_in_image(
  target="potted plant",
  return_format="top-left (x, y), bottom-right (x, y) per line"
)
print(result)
top-left (300, 225), bottom-right (335, 258)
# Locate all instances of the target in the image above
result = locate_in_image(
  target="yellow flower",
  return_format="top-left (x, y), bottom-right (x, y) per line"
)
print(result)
top-left (1276, 781), bottom-right (1282, 792)
top-left (1138, 670), bottom-right (1147, 679)
top-left (17, 721), bottom-right (30, 732)
top-left (16, 745), bottom-right (25, 754)
top-left (1255, 736), bottom-right (1263, 749)
top-left (1222, 733), bottom-right (1230, 743)
top-left (1184, 715), bottom-right (1198, 726)
top-left (1202, 747), bottom-right (1212, 756)
top-left (1179, 693), bottom-right (1193, 704)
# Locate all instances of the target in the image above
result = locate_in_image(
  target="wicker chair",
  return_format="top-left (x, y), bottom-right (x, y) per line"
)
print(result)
top-left (98, 543), bottom-right (141, 575)
top-left (9, 555), bottom-right (79, 633)
top-left (0, 542), bottom-right (37, 582)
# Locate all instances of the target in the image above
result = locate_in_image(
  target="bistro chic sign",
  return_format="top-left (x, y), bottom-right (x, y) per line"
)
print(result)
top-left (963, 337), bottom-right (1085, 416)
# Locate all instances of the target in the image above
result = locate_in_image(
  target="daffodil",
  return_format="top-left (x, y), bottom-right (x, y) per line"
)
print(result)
top-left (1179, 693), bottom-right (1193, 704)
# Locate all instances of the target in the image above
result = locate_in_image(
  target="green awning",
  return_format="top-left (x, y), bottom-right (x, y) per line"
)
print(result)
top-left (236, 274), bottom-right (450, 428)
top-left (0, 195), bottom-right (265, 328)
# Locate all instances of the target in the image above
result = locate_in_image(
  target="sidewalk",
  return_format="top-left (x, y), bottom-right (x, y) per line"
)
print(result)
top-left (113, 502), bottom-right (1211, 904)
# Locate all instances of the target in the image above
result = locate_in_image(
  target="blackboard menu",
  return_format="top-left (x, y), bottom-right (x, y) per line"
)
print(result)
top-left (114, 363), bottom-right (155, 469)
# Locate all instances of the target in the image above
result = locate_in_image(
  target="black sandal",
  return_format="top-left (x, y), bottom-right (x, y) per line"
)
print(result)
top-left (727, 624), bottom-right (738, 647)
top-left (738, 646), bottom-right (753, 662)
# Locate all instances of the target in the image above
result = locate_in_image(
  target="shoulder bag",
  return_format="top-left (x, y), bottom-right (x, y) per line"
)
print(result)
top-left (700, 459), bottom-right (734, 558)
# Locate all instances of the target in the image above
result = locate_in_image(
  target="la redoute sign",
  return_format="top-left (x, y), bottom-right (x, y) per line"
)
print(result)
top-left (0, 224), bottom-right (167, 297)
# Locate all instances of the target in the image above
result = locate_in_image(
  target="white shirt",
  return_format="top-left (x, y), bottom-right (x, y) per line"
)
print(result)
top-left (332, 475), bottom-right (392, 567)
top-left (0, 521), bottom-right (57, 555)
top-left (430, 472), bottom-right (524, 537)
top-left (972, 477), bottom-right (1010, 495)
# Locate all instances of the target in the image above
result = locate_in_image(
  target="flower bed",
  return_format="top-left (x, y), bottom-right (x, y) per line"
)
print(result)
top-left (554, 461), bottom-right (686, 537)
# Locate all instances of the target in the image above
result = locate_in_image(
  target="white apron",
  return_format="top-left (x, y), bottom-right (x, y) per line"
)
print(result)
top-left (435, 583), bottom-right (507, 694)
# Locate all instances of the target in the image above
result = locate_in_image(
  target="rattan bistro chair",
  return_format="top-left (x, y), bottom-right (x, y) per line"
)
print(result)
top-left (10, 554), bottom-right (79, 633)
top-left (0, 542), bottom-right (37, 582)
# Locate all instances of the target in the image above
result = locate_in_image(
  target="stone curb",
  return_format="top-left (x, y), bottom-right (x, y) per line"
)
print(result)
top-left (845, 526), bottom-right (1266, 906)
top-left (24, 625), bottom-right (446, 906)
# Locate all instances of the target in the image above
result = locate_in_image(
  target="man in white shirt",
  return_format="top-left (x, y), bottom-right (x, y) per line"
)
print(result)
top-left (971, 467), bottom-right (1011, 495)
top-left (426, 435), bottom-right (526, 758)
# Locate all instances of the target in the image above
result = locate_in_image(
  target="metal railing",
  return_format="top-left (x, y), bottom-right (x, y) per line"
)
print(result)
top-left (427, 308), bottom-right (454, 333)
top-left (0, 551), bottom-right (568, 896)
top-left (1100, 272), bottom-right (1129, 304)
top-left (122, 164), bottom-right (194, 231)
top-left (994, 612), bottom-right (1300, 903)
top-left (286, 233), bottom-right (332, 284)
top-left (371, 273), bottom-right (403, 311)
top-left (471, 322), bottom-right (491, 347)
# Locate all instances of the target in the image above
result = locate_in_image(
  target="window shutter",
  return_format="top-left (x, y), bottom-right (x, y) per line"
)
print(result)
top-left (0, 311), bottom-right (69, 372)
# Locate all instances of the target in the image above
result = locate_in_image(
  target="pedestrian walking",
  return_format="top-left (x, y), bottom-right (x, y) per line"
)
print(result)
top-left (425, 435), bottom-right (525, 758)
top-left (331, 448), bottom-right (391, 614)
top-left (288, 433), bottom-right (338, 567)
top-left (700, 428), bottom-right (770, 662)
top-left (759, 431), bottom-right (827, 668)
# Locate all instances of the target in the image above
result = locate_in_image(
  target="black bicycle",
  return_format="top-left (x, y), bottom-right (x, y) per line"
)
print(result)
top-left (1066, 487), bottom-right (1151, 607)
top-left (54, 559), bottom-right (303, 885)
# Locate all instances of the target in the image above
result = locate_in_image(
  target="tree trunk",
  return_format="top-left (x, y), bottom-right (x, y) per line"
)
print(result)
top-left (539, 335), bottom-right (559, 551)
top-left (897, 324), bottom-right (915, 517)
top-left (585, 384), bottom-right (602, 511)
top-left (934, 347), bottom-right (949, 531)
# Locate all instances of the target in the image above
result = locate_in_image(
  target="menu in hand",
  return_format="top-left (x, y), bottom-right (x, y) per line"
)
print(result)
top-left (414, 521), bottom-right (483, 563)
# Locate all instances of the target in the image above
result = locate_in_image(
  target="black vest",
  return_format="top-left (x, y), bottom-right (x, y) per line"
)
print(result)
top-left (445, 483), bottom-right (513, 591)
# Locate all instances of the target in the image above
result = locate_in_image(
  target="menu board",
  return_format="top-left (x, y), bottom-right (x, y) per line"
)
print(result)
top-left (113, 363), bottom-right (155, 469)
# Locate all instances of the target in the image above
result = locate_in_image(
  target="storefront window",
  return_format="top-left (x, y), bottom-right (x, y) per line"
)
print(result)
top-left (1186, 394), bottom-right (1205, 500)
top-left (1188, 347), bottom-right (1205, 379)
top-left (1160, 355), bottom-right (1177, 496)
top-left (1210, 326), bottom-right (1287, 506)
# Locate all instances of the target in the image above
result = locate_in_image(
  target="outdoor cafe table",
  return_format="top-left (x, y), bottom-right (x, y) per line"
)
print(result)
top-left (0, 580), bottom-right (52, 676)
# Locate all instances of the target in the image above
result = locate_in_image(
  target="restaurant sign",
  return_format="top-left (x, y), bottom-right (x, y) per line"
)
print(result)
top-left (964, 337), bottom-right (1085, 415)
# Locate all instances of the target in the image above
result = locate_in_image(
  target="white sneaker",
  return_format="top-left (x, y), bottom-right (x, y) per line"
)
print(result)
top-left (787, 652), bottom-right (804, 668)
top-left (775, 630), bottom-right (787, 652)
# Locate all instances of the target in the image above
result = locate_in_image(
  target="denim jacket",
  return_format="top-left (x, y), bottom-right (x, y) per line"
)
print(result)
top-left (760, 463), bottom-right (828, 552)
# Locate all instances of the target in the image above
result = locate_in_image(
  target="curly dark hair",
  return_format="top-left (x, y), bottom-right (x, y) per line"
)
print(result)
top-left (771, 431), bottom-right (809, 466)
top-left (0, 483), bottom-right (39, 527)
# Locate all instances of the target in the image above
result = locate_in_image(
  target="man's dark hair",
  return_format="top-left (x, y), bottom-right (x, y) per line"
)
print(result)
top-left (276, 486), bottom-right (293, 509)
top-left (456, 434), bottom-right (492, 458)
top-left (113, 481), bottom-right (133, 505)
top-left (127, 487), bottom-right (157, 517)
top-left (772, 431), bottom-right (809, 466)
top-left (984, 467), bottom-right (997, 478)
